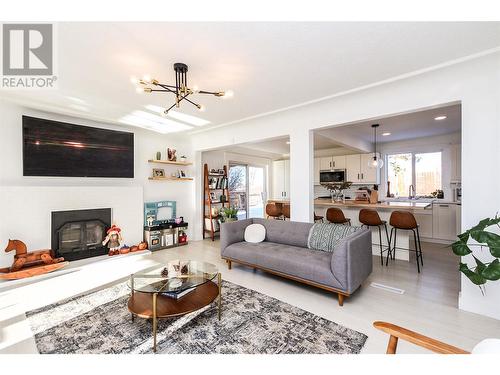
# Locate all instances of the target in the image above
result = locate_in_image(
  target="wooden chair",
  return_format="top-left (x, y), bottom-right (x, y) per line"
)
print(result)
top-left (314, 212), bottom-right (324, 223)
top-left (359, 208), bottom-right (390, 266)
top-left (373, 321), bottom-right (469, 354)
top-left (265, 203), bottom-right (283, 220)
top-left (387, 211), bottom-right (424, 273)
top-left (326, 207), bottom-right (351, 225)
top-left (282, 204), bottom-right (290, 220)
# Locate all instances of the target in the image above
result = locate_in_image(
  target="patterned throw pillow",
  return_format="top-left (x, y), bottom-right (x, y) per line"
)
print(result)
top-left (307, 223), bottom-right (362, 252)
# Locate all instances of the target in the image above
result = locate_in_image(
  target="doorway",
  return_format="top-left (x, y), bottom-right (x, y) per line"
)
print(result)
top-left (228, 163), bottom-right (266, 220)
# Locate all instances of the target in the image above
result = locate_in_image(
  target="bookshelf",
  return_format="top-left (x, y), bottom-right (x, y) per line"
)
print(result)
top-left (203, 163), bottom-right (230, 241)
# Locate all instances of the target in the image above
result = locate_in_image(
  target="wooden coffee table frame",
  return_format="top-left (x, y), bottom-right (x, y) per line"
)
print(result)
top-left (128, 273), bottom-right (222, 352)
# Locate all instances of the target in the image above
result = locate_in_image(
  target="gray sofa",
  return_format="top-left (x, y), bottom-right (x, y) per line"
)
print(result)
top-left (220, 218), bottom-right (372, 305)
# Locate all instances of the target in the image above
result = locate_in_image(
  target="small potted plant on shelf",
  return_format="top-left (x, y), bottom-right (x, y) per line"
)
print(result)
top-left (179, 155), bottom-right (187, 162)
top-left (221, 206), bottom-right (239, 223)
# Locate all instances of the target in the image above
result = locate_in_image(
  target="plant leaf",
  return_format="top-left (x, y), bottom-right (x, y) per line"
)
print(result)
top-left (488, 243), bottom-right (500, 258)
top-left (460, 263), bottom-right (487, 285)
top-left (451, 240), bottom-right (472, 256)
top-left (473, 256), bottom-right (487, 274)
top-left (457, 231), bottom-right (470, 243)
top-left (481, 259), bottom-right (500, 281)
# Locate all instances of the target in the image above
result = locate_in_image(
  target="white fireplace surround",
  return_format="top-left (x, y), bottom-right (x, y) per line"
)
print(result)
top-left (0, 186), bottom-right (143, 268)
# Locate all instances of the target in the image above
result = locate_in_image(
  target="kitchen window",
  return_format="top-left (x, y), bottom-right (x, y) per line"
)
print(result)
top-left (387, 151), bottom-right (442, 197)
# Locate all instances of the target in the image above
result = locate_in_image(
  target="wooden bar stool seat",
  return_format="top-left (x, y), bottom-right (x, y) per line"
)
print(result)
top-left (359, 208), bottom-right (390, 266)
top-left (326, 207), bottom-right (351, 225)
top-left (387, 211), bottom-right (424, 273)
top-left (266, 203), bottom-right (283, 220)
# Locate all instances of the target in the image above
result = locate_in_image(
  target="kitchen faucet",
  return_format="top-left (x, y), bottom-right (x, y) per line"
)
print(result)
top-left (408, 184), bottom-right (415, 199)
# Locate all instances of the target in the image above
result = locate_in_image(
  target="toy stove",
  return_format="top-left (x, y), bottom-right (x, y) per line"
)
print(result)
top-left (143, 201), bottom-right (188, 251)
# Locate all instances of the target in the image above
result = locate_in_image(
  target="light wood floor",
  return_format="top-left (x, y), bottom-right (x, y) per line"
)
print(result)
top-left (0, 238), bottom-right (498, 354)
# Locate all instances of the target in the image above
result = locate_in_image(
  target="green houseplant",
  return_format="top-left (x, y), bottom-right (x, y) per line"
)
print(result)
top-left (221, 206), bottom-right (239, 223)
top-left (451, 215), bottom-right (500, 293)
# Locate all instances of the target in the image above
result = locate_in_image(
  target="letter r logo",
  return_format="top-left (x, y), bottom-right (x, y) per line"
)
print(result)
top-left (2, 24), bottom-right (53, 75)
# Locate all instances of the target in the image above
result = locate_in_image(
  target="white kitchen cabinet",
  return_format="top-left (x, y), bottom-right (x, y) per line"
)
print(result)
top-left (345, 154), bottom-right (362, 183)
top-left (272, 160), bottom-right (290, 199)
top-left (320, 157), bottom-right (332, 171)
top-left (314, 158), bottom-right (321, 185)
top-left (360, 153), bottom-right (378, 184)
top-left (319, 156), bottom-right (346, 170)
top-left (433, 203), bottom-right (458, 241)
top-left (345, 154), bottom-right (379, 184)
top-left (450, 144), bottom-right (461, 182)
top-left (413, 212), bottom-right (433, 239)
top-left (332, 156), bottom-right (346, 169)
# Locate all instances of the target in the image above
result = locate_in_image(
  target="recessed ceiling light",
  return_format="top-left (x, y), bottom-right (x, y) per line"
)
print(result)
top-left (144, 105), bottom-right (210, 126)
top-left (434, 115), bottom-right (447, 121)
top-left (382, 132), bottom-right (391, 136)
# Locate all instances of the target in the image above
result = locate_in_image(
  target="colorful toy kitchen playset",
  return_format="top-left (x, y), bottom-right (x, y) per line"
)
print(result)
top-left (143, 200), bottom-right (188, 251)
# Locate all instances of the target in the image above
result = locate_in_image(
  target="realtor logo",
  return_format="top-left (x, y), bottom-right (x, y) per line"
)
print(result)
top-left (2, 23), bottom-right (57, 88)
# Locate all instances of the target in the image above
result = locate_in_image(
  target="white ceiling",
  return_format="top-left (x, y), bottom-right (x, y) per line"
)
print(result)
top-left (316, 103), bottom-right (461, 149)
top-left (1, 22), bottom-right (499, 134)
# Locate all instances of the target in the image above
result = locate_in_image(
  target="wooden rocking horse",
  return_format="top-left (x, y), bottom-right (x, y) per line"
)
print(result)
top-left (0, 240), bottom-right (68, 280)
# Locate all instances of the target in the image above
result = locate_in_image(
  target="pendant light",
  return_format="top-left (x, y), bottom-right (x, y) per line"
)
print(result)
top-left (368, 124), bottom-right (384, 169)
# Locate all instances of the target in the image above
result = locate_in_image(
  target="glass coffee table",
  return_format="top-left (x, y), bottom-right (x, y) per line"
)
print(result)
top-left (127, 260), bottom-right (221, 352)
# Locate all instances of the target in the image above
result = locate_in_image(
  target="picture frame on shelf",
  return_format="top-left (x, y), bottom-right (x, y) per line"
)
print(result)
top-left (209, 192), bottom-right (217, 201)
top-left (179, 170), bottom-right (187, 178)
top-left (152, 168), bottom-right (165, 178)
top-left (167, 148), bottom-right (177, 161)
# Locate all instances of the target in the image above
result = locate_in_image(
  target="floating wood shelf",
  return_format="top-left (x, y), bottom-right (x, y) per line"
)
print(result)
top-left (148, 176), bottom-right (194, 181)
top-left (148, 159), bottom-right (193, 166)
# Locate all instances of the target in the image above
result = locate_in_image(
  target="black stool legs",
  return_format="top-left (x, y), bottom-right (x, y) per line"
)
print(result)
top-left (386, 226), bottom-right (424, 273)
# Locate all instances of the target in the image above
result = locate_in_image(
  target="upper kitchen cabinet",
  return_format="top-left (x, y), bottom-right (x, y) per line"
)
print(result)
top-left (272, 159), bottom-right (290, 199)
top-left (450, 144), bottom-right (461, 182)
top-left (319, 156), bottom-right (345, 170)
top-left (345, 154), bottom-right (380, 184)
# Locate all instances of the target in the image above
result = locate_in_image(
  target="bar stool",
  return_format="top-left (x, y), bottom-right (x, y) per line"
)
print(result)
top-left (358, 209), bottom-right (391, 266)
top-left (266, 203), bottom-right (283, 220)
top-left (282, 204), bottom-right (291, 220)
top-left (314, 211), bottom-right (324, 223)
top-left (326, 207), bottom-right (351, 225)
top-left (387, 211), bottom-right (424, 273)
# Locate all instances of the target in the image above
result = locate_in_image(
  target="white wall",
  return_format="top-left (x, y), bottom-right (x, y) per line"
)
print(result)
top-left (0, 100), bottom-right (196, 267)
top-left (191, 52), bottom-right (500, 320)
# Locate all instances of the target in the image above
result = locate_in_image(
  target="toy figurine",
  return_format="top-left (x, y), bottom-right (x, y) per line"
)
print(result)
top-left (102, 225), bottom-right (123, 256)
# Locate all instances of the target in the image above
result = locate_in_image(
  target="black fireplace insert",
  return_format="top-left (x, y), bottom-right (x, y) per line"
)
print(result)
top-left (51, 208), bottom-right (111, 261)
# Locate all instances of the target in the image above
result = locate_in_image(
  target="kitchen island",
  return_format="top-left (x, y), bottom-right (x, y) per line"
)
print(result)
top-left (314, 199), bottom-right (433, 261)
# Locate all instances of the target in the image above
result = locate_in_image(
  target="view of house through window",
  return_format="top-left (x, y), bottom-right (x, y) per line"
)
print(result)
top-left (387, 151), bottom-right (442, 197)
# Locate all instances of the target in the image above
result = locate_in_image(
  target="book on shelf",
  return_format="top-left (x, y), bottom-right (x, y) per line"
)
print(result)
top-left (162, 286), bottom-right (196, 300)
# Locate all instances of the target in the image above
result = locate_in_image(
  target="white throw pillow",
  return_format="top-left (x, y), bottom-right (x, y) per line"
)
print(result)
top-left (472, 339), bottom-right (500, 354)
top-left (244, 224), bottom-right (266, 243)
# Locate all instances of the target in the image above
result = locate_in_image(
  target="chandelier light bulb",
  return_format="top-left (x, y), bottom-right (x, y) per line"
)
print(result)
top-left (130, 76), bottom-right (139, 85)
top-left (142, 74), bottom-right (152, 83)
top-left (197, 104), bottom-right (206, 112)
top-left (368, 156), bottom-right (384, 169)
top-left (192, 85), bottom-right (200, 93)
top-left (135, 87), bottom-right (144, 94)
top-left (223, 90), bottom-right (234, 99)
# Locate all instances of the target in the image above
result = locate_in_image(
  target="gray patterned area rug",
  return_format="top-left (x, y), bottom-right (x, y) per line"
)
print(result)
top-left (26, 281), bottom-right (367, 354)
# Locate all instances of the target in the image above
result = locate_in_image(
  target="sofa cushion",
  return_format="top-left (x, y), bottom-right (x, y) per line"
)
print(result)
top-left (307, 223), bottom-right (363, 252)
top-left (223, 241), bottom-right (344, 290)
top-left (244, 223), bottom-right (266, 243)
top-left (252, 218), bottom-right (313, 248)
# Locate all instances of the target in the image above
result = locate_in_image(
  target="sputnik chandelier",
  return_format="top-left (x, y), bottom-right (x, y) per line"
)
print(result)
top-left (131, 63), bottom-right (233, 114)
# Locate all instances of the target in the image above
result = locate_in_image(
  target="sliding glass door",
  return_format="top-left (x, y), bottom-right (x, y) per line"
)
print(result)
top-left (229, 163), bottom-right (266, 220)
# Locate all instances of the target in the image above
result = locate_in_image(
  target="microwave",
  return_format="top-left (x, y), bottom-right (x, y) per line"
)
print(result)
top-left (320, 169), bottom-right (346, 184)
